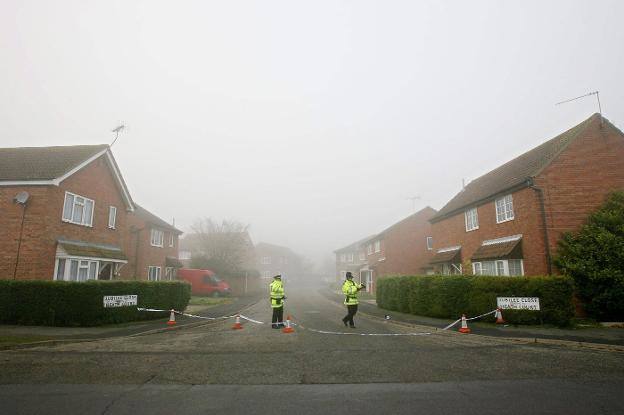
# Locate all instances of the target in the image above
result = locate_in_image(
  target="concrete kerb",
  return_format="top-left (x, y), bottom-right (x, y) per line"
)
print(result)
top-left (0, 299), bottom-right (262, 351)
top-left (321, 289), bottom-right (624, 352)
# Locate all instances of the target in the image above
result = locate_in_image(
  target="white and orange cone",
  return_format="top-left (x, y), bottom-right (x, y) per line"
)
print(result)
top-left (167, 309), bottom-right (176, 326)
top-left (495, 308), bottom-right (505, 324)
top-left (458, 314), bottom-right (471, 333)
top-left (282, 315), bottom-right (294, 333)
top-left (232, 314), bottom-right (243, 330)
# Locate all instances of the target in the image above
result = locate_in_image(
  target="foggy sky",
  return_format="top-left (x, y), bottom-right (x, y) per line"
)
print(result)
top-left (2, 1), bottom-right (623, 269)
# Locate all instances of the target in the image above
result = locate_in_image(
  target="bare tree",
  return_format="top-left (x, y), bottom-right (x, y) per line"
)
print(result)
top-left (188, 218), bottom-right (253, 275)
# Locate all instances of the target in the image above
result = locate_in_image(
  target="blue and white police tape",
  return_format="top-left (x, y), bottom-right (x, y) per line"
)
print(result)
top-left (136, 307), bottom-right (265, 324)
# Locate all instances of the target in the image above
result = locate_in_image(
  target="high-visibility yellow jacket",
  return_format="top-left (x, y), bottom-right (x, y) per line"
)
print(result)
top-left (270, 279), bottom-right (285, 309)
top-left (342, 279), bottom-right (363, 305)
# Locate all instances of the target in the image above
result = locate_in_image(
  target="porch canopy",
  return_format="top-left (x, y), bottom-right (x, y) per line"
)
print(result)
top-left (471, 234), bottom-right (522, 261)
top-left (429, 246), bottom-right (461, 264)
top-left (57, 239), bottom-right (127, 261)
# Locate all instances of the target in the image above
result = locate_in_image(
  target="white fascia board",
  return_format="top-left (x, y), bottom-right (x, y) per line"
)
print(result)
top-left (0, 180), bottom-right (55, 186)
top-left (104, 151), bottom-right (135, 212)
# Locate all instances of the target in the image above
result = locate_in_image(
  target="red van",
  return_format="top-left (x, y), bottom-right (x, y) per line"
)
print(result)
top-left (178, 268), bottom-right (231, 297)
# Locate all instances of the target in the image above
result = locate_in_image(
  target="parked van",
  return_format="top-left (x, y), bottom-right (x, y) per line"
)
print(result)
top-left (178, 268), bottom-right (231, 297)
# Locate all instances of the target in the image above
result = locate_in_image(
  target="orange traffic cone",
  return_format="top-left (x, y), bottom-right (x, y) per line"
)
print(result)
top-left (167, 309), bottom-right (176, 326)
top-left (232, 314), bottom-right (243, 330)
top-left (458, 314), bottom-right (471, 333)
top-left (282, 315), bottom-right (294, 333)
top-left (495, 308), bottom-right (505, 324)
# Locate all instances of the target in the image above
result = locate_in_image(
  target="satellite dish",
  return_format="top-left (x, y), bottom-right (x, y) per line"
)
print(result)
top-left (14, 191), bottom-right (30, 205)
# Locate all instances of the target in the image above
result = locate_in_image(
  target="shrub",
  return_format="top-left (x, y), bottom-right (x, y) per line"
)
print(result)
top-left (0, 280), bottom-right (191, 326)
top-left (376, 274), bottom-right (574, 327)
top-left (555, 191), bottom-right (624, 321)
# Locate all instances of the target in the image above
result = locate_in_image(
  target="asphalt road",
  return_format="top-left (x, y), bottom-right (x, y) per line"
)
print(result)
top-left (2, 286), bottom-right (623, 414)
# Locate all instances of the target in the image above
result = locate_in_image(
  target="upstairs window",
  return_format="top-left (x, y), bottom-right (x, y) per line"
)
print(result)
top-left (62, 192), bottom-right (94, 227)
top-left (374, 240), bottom-right (381, 253)
top-left (346, 253), bottom-right (354, 262)
top-left (367, 244), bottom-right (373, 255)
top-left (359, 252), bottom-right (366, 261)
top-left (340, 253), bottom-right (346, 263)
top-left (108, 206), bottom-right (117, 229)
top-left (261, 256), bottom-right (271, 265)
top-left (465, 207), bottom-right (479, 231)
top-left (495, 194), bottom-right (515, 223)
top-left (426, 237), bottom-right (433, 250)
top-left (150, 229), bottom-right (164, 247)
top-left (169, 233), bottom-right (175, 247)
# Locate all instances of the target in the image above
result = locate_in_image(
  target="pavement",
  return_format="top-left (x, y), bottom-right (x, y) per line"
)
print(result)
top-left (323, 288), bottom-right (624, 346)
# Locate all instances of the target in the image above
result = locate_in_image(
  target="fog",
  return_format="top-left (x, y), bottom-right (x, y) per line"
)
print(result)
top-left (2, 1), bottom-right (623, 268)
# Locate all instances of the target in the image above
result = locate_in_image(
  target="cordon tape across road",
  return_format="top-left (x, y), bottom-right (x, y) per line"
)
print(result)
top-left (137, 307), bottom-right (501, 336)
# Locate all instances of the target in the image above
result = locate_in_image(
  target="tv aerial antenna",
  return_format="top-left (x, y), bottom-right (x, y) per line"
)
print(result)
top-left (406, 195), bottom-right (421, 213)
top-left (110, 125), bottom-right (125, 147)
top-left (555, 91), bottom-right (602, 121)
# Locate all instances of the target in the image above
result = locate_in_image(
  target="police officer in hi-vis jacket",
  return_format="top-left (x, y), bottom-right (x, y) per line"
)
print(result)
top-left (342, 272), bottom-right (364, 328)
top-left (270, 274), bottom-right (286, 329)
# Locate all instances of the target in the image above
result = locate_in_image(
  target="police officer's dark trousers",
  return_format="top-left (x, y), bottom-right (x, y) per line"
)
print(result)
top-left (342, 304), bottom-right (358, 327)
top-left (272, 306), bottom-right (284, 326)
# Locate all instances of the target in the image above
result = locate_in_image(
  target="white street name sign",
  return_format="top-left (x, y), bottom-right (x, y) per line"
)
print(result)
top-left (103, 295), bottom-right (138, 308)
top-left (497, 297), bottom-right (540, 311)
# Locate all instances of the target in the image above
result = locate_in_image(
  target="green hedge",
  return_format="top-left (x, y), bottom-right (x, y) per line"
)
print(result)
top-left (377, 275), bottom-right (575, 327)
top-left (0, 280), bottom-right (191, 326)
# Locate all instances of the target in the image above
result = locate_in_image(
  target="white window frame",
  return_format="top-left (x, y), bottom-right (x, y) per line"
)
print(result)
top-left (164, 267), bottom-right (175, 280)
top-left (54, 257), bottom-right (99, 281)
top-left (108, 206), bottom-right (117, 229)
top-left (150, 229), bottom-right (164, 247)
top-left (346, 253), bottom-right (354, 263)
top-left (169, 233), bottom-right (175, 247)
top-left (426, 237), bottom-right (433, 250)
top-left (465, 207), bottom-right (479, 231)
top-left (62, 191), bottom-right (94, 227)
top-left (261, 256), bottom-right (271, 265)
top-left (495, 194), bottom-right (515, 224)
top-left (374, 240), bottom-right (381, 253)
top-left (262, 270), bottom-right (271, 278)
top-left (367, 244), bottom-right (373, 255)
top-left (340, 253), bottom-right (347, 263)
top-left (148, 266), bottom-right (162, 281)
top-left (472, 259), bottom-right (524, 276)
top-left (359, 251), bottom-right (366, 261)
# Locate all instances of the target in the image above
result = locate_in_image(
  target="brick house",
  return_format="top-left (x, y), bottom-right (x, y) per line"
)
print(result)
top-left (335, 207), bottom-right (437, 292)
top-left (0, 144), bottom-right (181, 281)
top-left (255, 242), bottom-right (303, 282)
top-left (429, 113), bottom-right (624, 276)
top-left (126, 204), bottom-right (183, 281)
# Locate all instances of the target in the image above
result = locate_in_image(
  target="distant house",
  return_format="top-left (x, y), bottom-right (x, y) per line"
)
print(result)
top-left (429, 113), bottom-right (624, 276)
top-left (0, 145), bottom-right (134, 280)
top-left (365, 207), bottom-right (437, 285)
top-left (334, 236), bottom-right (373, 286)
top-left (0, 144), bottom-right (181, 281)
top-left (335, 207), bottom-right (436, 292)
top-left (255, 242), bottom-right (303, 281)
top-left (126, 205), bottom-right (183, 281)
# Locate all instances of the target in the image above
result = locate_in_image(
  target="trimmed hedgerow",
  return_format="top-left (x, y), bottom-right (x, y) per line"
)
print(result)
top-left (377, 275), bottom-right (574, 327)
top-left (0, 280), bottom-right (190, 326)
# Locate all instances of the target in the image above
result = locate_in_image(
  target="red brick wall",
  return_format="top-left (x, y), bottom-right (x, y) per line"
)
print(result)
top-left (374, 207), bottom-right (437, 276)
top-left (1, 155), bottom-right (130, 280)
top-left (430, 187), bottom-right (546, 275)
top-left (536, 117), bottom-right (624, 267)
top-left (124, 212), bottom-right (179, 280)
